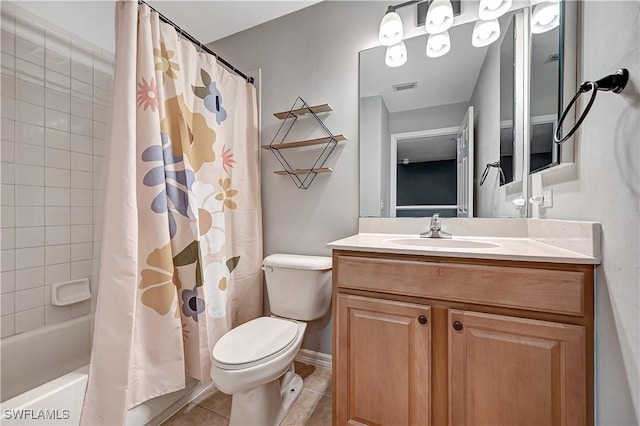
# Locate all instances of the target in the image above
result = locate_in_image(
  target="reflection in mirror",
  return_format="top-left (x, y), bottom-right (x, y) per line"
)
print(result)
top-left (500, 16), bottom-right (515, 184)
top-left (359, 12), bottom-right (522, 218)
top-left (529, 0), bottom-right (562, 173)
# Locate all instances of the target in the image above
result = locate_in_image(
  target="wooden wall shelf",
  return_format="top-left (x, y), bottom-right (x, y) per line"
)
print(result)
top-left (262, 134), bottom-right (347, 150)
top-left (273, 167), bottom-right (333, 175)
top-left (273, 104), bottom-right (332, 120)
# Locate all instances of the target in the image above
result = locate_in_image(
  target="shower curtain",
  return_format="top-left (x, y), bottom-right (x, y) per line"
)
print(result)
top-left (81, 2), bottom-right (262, 424)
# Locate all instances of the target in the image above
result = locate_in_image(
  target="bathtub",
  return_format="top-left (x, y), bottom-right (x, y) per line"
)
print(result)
top-left (1, 315), bottom-right (210, 425)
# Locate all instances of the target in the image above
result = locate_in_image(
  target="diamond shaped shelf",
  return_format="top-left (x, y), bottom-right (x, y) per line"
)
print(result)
top-left (266, 97), bottom-right (347, 189)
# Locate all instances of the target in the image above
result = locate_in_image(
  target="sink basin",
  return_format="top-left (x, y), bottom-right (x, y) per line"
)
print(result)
top-left (385, 238), bottom-right (500, 249)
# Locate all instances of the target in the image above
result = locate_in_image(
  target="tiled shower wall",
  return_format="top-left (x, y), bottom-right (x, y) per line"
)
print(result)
top-left (0, 3), bottom-right (113, 338)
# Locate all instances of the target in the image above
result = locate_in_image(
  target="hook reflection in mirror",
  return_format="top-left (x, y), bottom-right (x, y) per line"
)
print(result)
top-left (554, 69), bottom-right (629, 144)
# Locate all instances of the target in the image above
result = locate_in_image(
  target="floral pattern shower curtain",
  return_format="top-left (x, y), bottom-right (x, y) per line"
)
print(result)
top-left (81, 2), bottom-right (262, 424)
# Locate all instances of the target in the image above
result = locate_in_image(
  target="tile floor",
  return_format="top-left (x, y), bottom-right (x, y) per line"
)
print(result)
top-left (162, 362), bottom-right (332, 426)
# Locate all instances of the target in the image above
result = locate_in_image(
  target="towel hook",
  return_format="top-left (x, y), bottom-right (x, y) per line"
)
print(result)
top-left (554, 68), bottom-right (629, 144)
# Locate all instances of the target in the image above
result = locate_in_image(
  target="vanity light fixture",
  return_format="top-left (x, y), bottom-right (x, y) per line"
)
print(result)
top-left (531, 1), bottom-right (560, 34)
top-left (426, 31), bottom-right (451, 58)
top-left (478, 0), bottom-right (513, 20)
top-left (472, 19), bottom-right (501, 47)
top-left (379, 9), bottom-right (404, 46)
top-left (385, 41), bottom-right (408, 67)
top-left (424, 0), bottom-right (454, 34)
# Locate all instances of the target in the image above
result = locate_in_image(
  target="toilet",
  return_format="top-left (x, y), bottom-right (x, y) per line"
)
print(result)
top-left (211, 253), bottom-right (332, 426)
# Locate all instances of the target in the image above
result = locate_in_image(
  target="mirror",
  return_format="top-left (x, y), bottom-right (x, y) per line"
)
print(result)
top-left (529, 1), bottom-right (562, 173)
top-left (359, 11), bottom-right (524, 218)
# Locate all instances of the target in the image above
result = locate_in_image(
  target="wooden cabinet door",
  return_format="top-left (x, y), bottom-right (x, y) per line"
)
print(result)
top-left (335, 294), bottom-right (431, 426)
top-left (448, 310), bottom-right (586, 426)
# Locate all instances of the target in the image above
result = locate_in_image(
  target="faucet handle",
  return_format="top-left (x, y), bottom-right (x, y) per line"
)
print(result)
top-left (430, 213), bottom-right (441, 229)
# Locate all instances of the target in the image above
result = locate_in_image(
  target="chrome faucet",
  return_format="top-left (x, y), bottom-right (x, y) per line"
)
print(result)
top-left (420, 213), bottom-right (452, 239)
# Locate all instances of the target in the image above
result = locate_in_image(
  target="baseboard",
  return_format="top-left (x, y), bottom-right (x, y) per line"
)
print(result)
top-left (295, 348), bottom-right (332, 370)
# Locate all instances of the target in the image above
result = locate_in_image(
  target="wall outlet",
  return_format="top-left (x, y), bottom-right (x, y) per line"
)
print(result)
top-left (541, 189), bottom-right (553, 208)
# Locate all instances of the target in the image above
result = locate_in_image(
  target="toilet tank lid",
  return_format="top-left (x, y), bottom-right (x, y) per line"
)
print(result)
top-left (263, 254), bottom-right (332, 271)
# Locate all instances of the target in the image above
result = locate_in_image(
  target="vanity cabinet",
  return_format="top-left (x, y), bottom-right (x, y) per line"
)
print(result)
top-left (332, 250), bottom-right (594, 426)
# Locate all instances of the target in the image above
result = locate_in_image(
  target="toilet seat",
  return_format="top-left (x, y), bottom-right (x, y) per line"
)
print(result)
top-left (213, 317), bottom-right (299, 371)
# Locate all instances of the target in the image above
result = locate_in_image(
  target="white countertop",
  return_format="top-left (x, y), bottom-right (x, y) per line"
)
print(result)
top-left (326, 233), bottom-right (600, 264)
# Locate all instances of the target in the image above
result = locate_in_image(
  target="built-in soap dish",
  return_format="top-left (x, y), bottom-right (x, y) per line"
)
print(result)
top-left (51, 278), bottom-right (91, 306)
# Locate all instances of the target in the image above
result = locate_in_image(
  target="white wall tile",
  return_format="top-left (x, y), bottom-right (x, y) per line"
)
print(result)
top-left (1, 52), bottom-right (15, 76)
top-left (15, 306), bottom-right (44, 333)
top-left (15, 164), bottom-right (44, 186)
top-left (1, 118), bottom-right (15, 141)
top-left (15, 36), bottom-right (44, 67)
top-left (1, 183), bottom-right (14, 205)
top-left (45, 187), bottom-right (70, 206)
top-left (70, 97), bottom-right (91, 119)
top-left (70, 259), bottom-right (92, 279)
top-left (45, 88), bottom-right (70, 113)
top-left (15, 121), bottom-right (44, 146)
top-left (45, 304), bottom-right (69, 325)
top-left (15, 184), bottom-right (43, 206)
top-left (45, 263), bottom-right (69, 285)
top-left (1, 271), bottom-right (16, 293)
top-left (70, 152), bottom-right (91, 172)
top-left (44, 206), bottom-right (70, 226)
top-left (93, 69), bottom-right (111, 90)
top-left (15, 58), bottom-right (44, 86)
top-left (70, 188), bottom-right (91, 206)
top-left (1, 163), bottom-right (15, 184)
top-left (92, 121), bottom-right (104, 139)
top-left (1, 206), bottom-right (15, 228)
top-left (1, 140), bottom-right (15, 162)
top-left (0, 9), bottom-right (16, 34)
top-left (1, 96), bottom-right (14, 119)
top-left (93, 86), bottom-right (109, 106)
top-left (44, 128), bottom-right (69, 150)
top-left (2, 74), bottom-right (15, 99)
top-left (15, 266), bottom-right (44, 290)
top-left (45, 225), bottom-right (69, 245)
top-left (71, 60), bottom-right (92, 83)
top-left (1, 228), bottom-right (14, 249)
top-left (71, 79), bottom-right (92, 102)
top-left (14, 16), bottom-right (44, 46)
top-left (70, 242), bottom-right (91, 262)
top-left (1, 248), bottom-right (15, 271)
top-left (70, 115), bottom-right (91, 136)
top-left (69, 299), bottom-right (90, 318)
top-left (1, 313), bottom-right (15, 337)
top-left (45, 167), bottom-right (69, 188)
top-left (45, 48), bottom-right (70, 75)
top-left (16, 80), bottom-right (44, 106)
top-left (15, 142), bottom-right (44, 166)
top-left (44, 108), bottom-right (70, 131)
top-left (71, 224), bottom-right (92, 244)
top-left (45, 31), bottom-right (70, 57)
top-left (70, 170), bottom-right (92, 189)
top-left (15, 100), bottom-right (44, 126)
top-left (70, 207), bottom-right (91, 225)
top-left (92, 138), bottom-right (104, 157)
top-left (45, 69), bottom-right (70, 95)
top-left (1, 31), bottom-right (15, 55)
top-left (1, 292), bottom-right (14, 315)
top-left (15, 287), bottom-right (44, 312)
top-left (15, 246), bottom-right (44, 269)
top-left (44, 147), bottom-right (70, 169)
top-left (70, 134), bottom-right (91, 154)
top-left (93, 103), bottom-right (107, 123)
top-left (15, 226), bottom-right (44, 249)
top-left (14, 206), bottom-right (43, 227)
top-left (45, 244), bottom-right (69, 265)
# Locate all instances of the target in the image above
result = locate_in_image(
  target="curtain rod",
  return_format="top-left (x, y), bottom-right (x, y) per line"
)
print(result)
top-left (137, 0), bottom-right (254, 84)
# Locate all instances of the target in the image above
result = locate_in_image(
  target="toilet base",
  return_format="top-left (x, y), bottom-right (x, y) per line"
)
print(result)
top-left (228, 365), bottom-right (303, 426)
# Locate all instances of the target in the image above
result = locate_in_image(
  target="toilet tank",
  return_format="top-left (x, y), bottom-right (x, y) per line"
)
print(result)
top-left (263, 254), bottom-right (332, 321)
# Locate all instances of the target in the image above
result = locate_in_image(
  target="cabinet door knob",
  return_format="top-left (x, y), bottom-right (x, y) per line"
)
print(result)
top-left (452, 320), bottom-right (464, 331)
top-left (418, 315), bottom-right (428, 325)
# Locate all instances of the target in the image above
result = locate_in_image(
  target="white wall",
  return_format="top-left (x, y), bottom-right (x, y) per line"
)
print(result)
top-left (389, 101), bottom-right (468, 135)
top-left (359, 96), bottom-right (384, 217)
top-left (11, 1), bottom-right (116, 53)
top-left (530, 2), bottom-right (640, 423)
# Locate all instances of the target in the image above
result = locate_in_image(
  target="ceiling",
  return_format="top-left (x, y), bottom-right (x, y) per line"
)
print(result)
top-left (359, 20), bottom-right (490, 113)
top-left (148, 1), bottom-right (322, 44)
top-left (397, 133), bottom-right (458, 163)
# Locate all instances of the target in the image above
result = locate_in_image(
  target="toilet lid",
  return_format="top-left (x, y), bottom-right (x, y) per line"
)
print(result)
top-left (212, 317), bottom-right (299, 368)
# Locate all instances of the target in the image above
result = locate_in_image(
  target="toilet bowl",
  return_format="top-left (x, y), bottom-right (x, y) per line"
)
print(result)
top-left (210, 254), bottom-right (332, 426)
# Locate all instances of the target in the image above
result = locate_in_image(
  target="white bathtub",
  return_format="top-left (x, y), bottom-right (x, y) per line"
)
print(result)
top-left (1, 315), bottom-right (210, 425)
